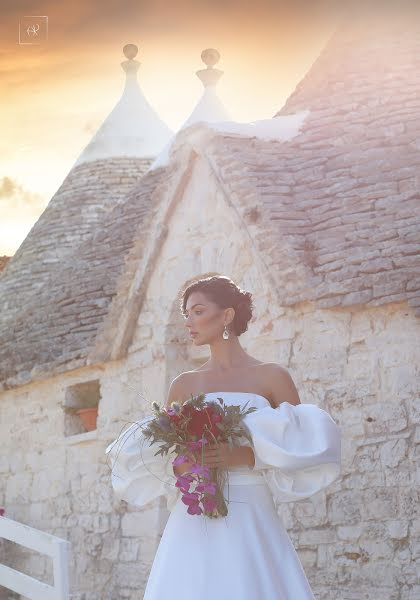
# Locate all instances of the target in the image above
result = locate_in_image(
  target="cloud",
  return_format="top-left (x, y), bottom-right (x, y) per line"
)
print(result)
top-left (0, 177), bottom-right (16, 197)
top-left (0, 176), bottom-right (47, 217)
top-left (0, 176), bottom-right (48, 254)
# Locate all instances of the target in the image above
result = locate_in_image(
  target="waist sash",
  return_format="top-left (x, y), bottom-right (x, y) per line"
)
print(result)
top-left (223, 468), bottom-right (266, 486)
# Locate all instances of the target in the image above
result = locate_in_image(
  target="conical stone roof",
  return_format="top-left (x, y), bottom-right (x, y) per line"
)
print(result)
top-left (74, 44), bottom-right (172, 166)
top-left (150, 48), bottom-right (231, 170)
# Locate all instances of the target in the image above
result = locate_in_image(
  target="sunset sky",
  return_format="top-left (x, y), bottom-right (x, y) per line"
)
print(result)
top-left (0, 0), bottom-right (342, 255)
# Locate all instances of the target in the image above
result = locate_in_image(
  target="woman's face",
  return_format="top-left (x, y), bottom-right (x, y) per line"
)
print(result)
top-left (183, 290), bottom-right (229, 345)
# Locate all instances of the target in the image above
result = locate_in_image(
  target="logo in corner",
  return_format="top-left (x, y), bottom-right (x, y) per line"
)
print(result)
top-left (19, 16), bottom-right (48, 45)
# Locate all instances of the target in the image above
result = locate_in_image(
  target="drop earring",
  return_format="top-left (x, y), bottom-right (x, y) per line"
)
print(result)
top-left (223, 324), bottom-right (230, 340)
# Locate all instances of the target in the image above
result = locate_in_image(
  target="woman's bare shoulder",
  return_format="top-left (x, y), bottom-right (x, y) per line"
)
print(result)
top-left (165, 370), bottom-right (200, 407)
top-left (262, 363), bottom-right (301, 406)
top-left (258, 361), bottom-right (288, 372)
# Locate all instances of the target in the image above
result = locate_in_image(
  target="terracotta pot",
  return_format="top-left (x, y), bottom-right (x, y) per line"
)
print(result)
top-left (76, 407), bottom-right (98, 431)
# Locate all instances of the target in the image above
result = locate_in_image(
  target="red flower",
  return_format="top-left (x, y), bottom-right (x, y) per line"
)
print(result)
top-left (183, 405), bottom-right (222, 439)
top-left (168, 413), bottom-right (182, 425)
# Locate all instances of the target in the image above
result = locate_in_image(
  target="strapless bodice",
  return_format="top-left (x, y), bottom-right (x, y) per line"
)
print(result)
top-left (199, 392), bottom-right (270, 485)
top-left (199, 391), bottom-right (271, 409)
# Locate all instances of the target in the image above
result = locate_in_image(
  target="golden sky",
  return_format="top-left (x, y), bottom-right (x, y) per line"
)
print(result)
top-left (0, 0), bottom-right (341, 255)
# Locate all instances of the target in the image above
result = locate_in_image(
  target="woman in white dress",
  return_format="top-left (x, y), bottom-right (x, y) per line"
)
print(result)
top-left (106, 275), bottom-right (341, 599)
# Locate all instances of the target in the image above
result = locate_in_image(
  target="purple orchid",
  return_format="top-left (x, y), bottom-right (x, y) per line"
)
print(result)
top-left (172, 454), bottom-right (190, 466)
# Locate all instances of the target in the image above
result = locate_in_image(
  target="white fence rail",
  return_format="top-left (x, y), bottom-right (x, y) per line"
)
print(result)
top-left (0, 516), bottom-right (70, 600)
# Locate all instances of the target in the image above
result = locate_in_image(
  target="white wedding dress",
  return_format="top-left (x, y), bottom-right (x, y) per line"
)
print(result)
top-left (106, 392), bottom-right (341, 600)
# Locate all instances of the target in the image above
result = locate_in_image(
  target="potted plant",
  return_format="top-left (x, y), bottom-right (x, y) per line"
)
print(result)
top-left (63, 401), bottom-right (99, 431)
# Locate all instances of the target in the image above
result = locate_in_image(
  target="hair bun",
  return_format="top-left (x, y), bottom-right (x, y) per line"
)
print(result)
top-left (233, 290), bottom-right (253, 335)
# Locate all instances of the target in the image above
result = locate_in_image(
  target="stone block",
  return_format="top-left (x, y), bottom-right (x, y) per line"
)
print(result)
top-left (387, 519), bottom-right (409, 540)
top-left (299, 527), bottom-right (336, 546)
top-left (119, 539), bottom-right (140, 562)
top-left (100, 535), bottom-right (118, 562)
top-left (121, 509), bottom-right (159, 537)
top-left (364, 402), bottom-right (408, 435)
top-left (337, 525), bottom-right (363, 541)
top-left (380, 438), bottom-right (407, 468)
top-left (363, 487), bottom-right (399, 520)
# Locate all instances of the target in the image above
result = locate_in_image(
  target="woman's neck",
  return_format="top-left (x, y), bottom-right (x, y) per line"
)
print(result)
top-left (206, 336), bottom-right (253, 371)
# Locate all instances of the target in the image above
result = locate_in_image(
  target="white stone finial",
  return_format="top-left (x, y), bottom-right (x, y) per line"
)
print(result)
top-left (196, 48), bottom-right (224, 88)
top-left (123, 43), bottom-right (138, 59)
top-left (121, 43), bottom-right (140, 76)
top-left (201, 48), bottom-right (220, 67)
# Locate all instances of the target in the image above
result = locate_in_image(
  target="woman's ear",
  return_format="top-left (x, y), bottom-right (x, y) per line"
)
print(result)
top-left (225, 307), bottom-right (235, 326)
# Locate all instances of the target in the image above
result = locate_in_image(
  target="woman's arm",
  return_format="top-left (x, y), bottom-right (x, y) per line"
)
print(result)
top-left (266, 364), bottom-right (301, 407)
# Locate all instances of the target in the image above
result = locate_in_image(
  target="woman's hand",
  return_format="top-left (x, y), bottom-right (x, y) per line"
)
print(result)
top-left (191, 442), bottom-right (241, 469)
top-left (173, 444), bottom-right (255, 476)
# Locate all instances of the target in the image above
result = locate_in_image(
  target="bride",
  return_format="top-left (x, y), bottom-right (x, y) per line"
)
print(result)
top-left (106, 275), bottom-right (341, 600)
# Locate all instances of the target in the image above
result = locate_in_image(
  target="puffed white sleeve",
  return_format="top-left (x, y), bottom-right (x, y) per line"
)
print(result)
top-left (105, 417), bottom-right (180, 512)
top-left (242, 402), bottom-right (341, 503)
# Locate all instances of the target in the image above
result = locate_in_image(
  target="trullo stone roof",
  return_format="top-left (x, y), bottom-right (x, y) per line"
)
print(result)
top-left (0, 15), bottom-right (419, 391)
top-left (0, 44), bottom-right (172, 389)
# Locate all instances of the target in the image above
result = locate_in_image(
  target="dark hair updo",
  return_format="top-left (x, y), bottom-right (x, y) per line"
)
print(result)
top-left (180, 275), bottom-right (254, 336)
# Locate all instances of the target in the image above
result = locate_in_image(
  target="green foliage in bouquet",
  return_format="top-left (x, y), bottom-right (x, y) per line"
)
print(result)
top-left (143, 393), bottom-right (257, 459)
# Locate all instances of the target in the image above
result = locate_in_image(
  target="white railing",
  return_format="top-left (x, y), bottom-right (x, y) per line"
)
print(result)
top-left (0, 516), bottom-right (70, 600)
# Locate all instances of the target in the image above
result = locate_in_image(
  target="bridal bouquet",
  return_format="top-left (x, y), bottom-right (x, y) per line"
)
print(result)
top-left (142, 393), bottom-right (257, 518)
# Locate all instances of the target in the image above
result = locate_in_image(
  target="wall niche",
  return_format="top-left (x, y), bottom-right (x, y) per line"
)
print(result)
top-left (63, 379), bottom-right (101, 438)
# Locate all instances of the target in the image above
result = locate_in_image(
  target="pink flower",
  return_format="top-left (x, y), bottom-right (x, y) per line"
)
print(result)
top-left (189, 463), bottom-right (210, 478)
top-left (203, 483), bottom-right (216, 496)
top-left (187, 438), bottom-right (208, 451)
top-left (175, 476), bottom-right (192, 491)
top-left (196, 482), bottom-right (217, 495)
top-left (187, 503), bottom-right (203, 515)
top-left (202, 497), bottom-right (217, 512)
top-left (181, 492), bottom-right (200, 504)
top-left (172, 454), bottom-right (190, 466)
top-left (182, 491), bottom-right (203, 514)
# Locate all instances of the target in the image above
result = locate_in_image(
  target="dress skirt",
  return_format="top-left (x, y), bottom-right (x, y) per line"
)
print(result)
top-left (143, 471), bottom-right (315, 600)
